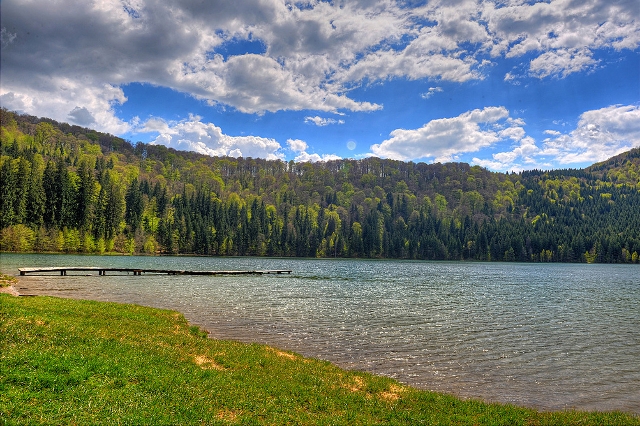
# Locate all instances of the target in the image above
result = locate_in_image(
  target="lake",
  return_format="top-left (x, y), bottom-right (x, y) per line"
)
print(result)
top-left (1, 253), bottom-right (638, 414)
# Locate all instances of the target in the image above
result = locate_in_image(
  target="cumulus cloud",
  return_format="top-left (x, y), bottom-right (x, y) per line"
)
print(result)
top-left (294, 151), bottom-right (343, 163)
top-left (183, 54), bottom-right (382, 114)
top-left (304, 116), bottom-right (345, 126)
top-left (365, 106), bottom-right (628, 172)
top-left (471, 104), bottom-right (640, 171)
top-left (1, 0), bottom-right (638, 170)
top-left (370, 106), bottom-right (516, 162)
top-left (0, 80), bottom-right (131, 134)
top-left (472, 136), bottom-right (540, 172)
top-left (287, 138), bottom-right (341, 163)
top-left (2, 0), bottom-right (638, 129)
top-left (529, 49), bottom-right (598, 78)
top-left (487, 0), bottom-right (639, 78)
top-left (287, 139), bottom-right (309, 153)
top-left (335, 48), bottom-right (481, 85)
top-left (139, 115), bottom-right (283, 160)
top-left (540, 104), bottom-right (640, 164)
top-left (0, 0), bottom-right (388, 119)
top-left (68, 106), bottom-right (96, 126)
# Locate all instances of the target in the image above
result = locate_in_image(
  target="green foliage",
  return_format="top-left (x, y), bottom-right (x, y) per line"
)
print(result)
top-left (1, 108), bottom-right (640, 263)
top-left (2, 294), bottom-right (638, 425)
top-left (0, 224), bottom-right (35, 252)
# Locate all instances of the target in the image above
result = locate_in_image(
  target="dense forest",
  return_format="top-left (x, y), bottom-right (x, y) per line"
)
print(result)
top-left (1, 108), bottom-right (639, 263)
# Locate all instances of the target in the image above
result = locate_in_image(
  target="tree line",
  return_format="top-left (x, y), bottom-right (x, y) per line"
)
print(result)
top-left (1, 108), bottom-right (639, 263)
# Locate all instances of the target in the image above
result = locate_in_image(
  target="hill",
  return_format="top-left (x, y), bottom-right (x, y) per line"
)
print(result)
top-left (1, 109), bottom-right (639, 263)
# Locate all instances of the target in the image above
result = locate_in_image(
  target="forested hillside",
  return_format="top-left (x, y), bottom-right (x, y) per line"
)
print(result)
top-left (1, 109), bottom-right (639, 263)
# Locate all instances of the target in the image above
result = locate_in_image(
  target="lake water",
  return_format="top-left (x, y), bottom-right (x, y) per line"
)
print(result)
top-left (1, 253), bottom-right (639, 414)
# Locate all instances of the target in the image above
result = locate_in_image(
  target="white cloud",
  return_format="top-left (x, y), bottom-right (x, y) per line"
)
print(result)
top-left (294, 151), bottom-right (342, 163)
top-left (471, 104), bottom-right (640, 171)
top-left (304, 116), bottom-right (345, 126)
top-left (529, 48), bottom-right (598, 78)
top-left (331, 2), bottom-right (490, 85)
top-left (287, 138), bottom-right (308, 153)
top-left (499, 125), bottom-right (526, 141)
top-left (1, 0), bottom-right (638, 138)
top-left (541, 104), bottom-right (640, 164)
top-left (471, 157), bottom-right (506, 171)
top-left (287, 138), bottom-right (341, 163)
top-left (486, 0), bottom-right (639, 78)
top-left (370, 106), bottom-right (515, 162)
top-left (0, 80), bottom-right (131, 134)
top-left (139, 115), bottom-right (283, 160)
top-left (181, 54), bottom-right (382, 114)
top-left (335, 48), bottom-right (481, 85)
top-left (472, 136), bottom-right (539, 172)
top-left (421, 87), bottom-right (443, 99)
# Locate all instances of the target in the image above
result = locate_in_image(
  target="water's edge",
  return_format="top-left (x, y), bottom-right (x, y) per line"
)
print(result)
top-left (2, 254), bottom-right (639, 414)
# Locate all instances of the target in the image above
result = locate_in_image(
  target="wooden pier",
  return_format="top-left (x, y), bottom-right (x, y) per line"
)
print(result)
top-left (18, 267), bottom-right (292, 276)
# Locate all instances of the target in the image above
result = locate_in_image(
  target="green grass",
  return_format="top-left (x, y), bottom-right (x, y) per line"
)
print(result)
top-left (1, 294), bottom-right (638, 425)
top-left (0, 274), bottom-right (17, 288)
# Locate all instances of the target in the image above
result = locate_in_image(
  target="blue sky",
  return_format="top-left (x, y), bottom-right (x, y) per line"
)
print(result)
top-left (2, 0), bottom-right (639, 171)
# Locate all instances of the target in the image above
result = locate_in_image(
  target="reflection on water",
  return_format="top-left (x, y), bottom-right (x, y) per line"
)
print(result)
top-left (2, 254), bottom-right (639, 413)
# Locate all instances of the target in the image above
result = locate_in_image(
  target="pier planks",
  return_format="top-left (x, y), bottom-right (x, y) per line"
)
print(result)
top-left (18, 267), bottom-right (292, 276)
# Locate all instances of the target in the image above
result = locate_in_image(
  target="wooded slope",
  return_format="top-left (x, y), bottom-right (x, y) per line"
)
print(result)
top-left (2, 109), bottom-right (639, 263)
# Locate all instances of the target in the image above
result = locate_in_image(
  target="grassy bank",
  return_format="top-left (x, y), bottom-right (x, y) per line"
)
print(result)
top-left (1, 295), bottom-right (638, 425)
top-left (0, 274), bottom-right (17, 287)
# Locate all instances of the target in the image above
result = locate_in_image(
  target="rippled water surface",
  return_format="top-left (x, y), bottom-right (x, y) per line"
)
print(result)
top-left (2, 254), bottom-right (639, 413)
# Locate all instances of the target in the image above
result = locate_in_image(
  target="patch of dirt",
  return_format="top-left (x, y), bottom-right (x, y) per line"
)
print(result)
top-left (217, 409), bottom-right (240, 422)
top-left (173, 324), bottom-right (186, 335)
top-left (194, 354), bottom-right (226, 370)
top-left (346, 376), bottom-right (366, 392)
top-left (379, 384), bottom-right (406, 402)
top-left (0, 285), bottom-right (20, 297)
top-left (266, 347), bottom-right (298, 360)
